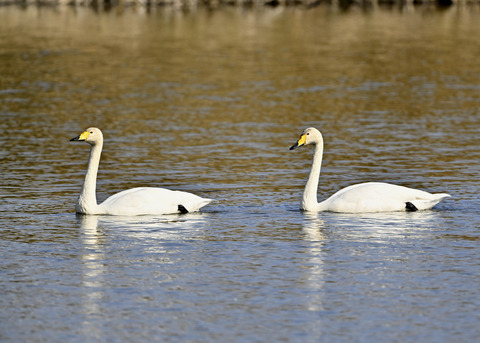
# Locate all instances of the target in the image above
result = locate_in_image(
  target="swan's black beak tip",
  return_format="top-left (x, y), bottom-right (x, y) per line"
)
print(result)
top-left (70, 137), bottom-right (79, 142)
top-left (290, 144), bottom-right (298, 150)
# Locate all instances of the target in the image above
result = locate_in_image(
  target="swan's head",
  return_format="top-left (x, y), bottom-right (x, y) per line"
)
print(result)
top-left (70, 127), bottom-right (103, 146)
top-left (290, 127), bottom-right (322, 150)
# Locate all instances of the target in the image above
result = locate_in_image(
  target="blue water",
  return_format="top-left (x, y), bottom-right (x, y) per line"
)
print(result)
top-left (2, 208), bottom-right (478, 342)
top-left (1, 5), bottom-right (480, 343)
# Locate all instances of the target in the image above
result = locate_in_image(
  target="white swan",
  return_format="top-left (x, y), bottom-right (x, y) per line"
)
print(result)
top-left (290, 127), bottom-right (450, 213)
top-left (70, 127), bottom-right (213, 215)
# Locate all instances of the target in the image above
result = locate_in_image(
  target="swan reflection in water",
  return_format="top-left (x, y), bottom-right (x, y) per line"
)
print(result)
top-left (78, 215), bottom-right (105, 341)
top-left (300, 212), bottom-right (326, 341)
top-left (319, 210), bottom-right (447, 240)
top-left (299, 209), bottom-right (448, 340)
top-left (77, 212), bottom-right (209, 251)
top-left (76, 213), bottom-right (209, 340)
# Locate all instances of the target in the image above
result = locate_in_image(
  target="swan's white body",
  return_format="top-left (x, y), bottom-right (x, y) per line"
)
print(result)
top-left (71, 127), bottom-right (212, 215)
top-left (290, 127), bottom-right (450, 213)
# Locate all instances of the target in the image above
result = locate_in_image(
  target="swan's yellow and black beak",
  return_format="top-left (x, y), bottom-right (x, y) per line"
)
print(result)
top-left (70, 131), bottom-right (90, 142)
top-left (290, 134), bottom-right (307, 150)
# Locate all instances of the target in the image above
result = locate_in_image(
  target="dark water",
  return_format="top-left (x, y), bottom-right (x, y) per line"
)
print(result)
top-left (1, 5), bottom-right (480, 342)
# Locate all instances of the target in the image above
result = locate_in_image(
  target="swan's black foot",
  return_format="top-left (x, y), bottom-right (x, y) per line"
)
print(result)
top-left (178, 205), bottom-right (189, 214)
top-left (405, 202), bottom-right (418, 211)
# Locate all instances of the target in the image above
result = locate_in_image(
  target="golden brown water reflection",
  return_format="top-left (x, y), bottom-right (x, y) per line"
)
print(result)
top-left (2, 5), bottom-right (479, 203)
top-left (1, 5), bottom-right (480, 342)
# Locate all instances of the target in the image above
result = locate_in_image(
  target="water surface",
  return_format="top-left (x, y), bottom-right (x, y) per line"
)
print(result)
top-left (1, 5), bottom-right (480, 342)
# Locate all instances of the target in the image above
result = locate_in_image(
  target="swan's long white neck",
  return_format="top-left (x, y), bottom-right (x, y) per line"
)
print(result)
top-left (302, 141), bottom-right (325, 211)
top-left (76, 141), bottom-right (103, 214)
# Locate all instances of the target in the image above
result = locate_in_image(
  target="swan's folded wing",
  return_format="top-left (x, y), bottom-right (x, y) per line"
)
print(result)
top-left (322, 182), bottom-right (449, 213)
top-left (100, 187), bottom-right (212, 215)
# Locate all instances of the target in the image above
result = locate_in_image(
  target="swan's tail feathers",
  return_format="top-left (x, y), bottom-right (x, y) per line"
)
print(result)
top-left (198, 198), bottom-right (214, 210)
top-left (185, 198), bottom-right (215, 213)
top-left (410, 193), bottom-right (451, 211)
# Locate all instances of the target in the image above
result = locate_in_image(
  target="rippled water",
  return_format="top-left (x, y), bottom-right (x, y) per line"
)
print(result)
top-left (1, 5), bottom-right (480, 342)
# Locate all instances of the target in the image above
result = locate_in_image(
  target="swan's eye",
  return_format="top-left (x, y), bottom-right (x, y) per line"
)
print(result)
top-left (90, 131), bottom-right (93, 134)
top-left (307, 133), bottom-right (310, 135)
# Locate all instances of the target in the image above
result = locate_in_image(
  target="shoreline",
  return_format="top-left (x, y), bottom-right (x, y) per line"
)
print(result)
top-left (1, 0), bottom-right (474, 10)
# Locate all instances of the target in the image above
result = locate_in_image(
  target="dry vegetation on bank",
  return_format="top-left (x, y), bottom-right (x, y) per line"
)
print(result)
top-left (1, 0), bottom-right (476, 11)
